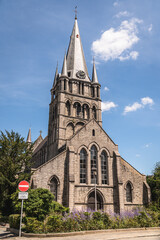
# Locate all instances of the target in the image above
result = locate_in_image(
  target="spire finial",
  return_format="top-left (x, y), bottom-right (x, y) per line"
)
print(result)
top-left (75, 6), bottom-right (77, 19)
top-left (40, 130), bottom-right (42, 136)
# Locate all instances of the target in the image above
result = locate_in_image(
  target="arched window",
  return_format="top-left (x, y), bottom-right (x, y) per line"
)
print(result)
top-left (101, 151), bottom-right (108, 184)
top-left (91, 145), bottom-right (97, 184)
top-left (66, 101), bottom-right (70, 116)
top-left (80, 148), bottom-right (87, 183)
top-left (50, 177), bottom-right (58, 201)
top-left (88, 191), bottom-right (103, 210)
top-left (92, 106), bottom-right (97, 119)
top-left (126, 182), bottom-right (132, 202)
top-left (74, 102), bottom-right (81, 117)
top-left (82, 104), bottom-right (89, 119)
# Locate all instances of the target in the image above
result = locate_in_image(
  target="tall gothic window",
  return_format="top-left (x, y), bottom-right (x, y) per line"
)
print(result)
top-left (80, 148), bottom-right (87, 183)
top-left (126, 182), bottom-right (132, 202)
top-left (82, 104), bottom-right (89, 119)
top-left (91, 145), bottom-right (97, 184)
top-left (101, 151), bottom-right (108, 184)
top-left (66, 101), bottom-right (71, 116)
top-left (50, 177), bottom-right (58, 201)
top-left (69, 81), bottom-right (72, 93)
top-left (74, 102), bottom-right (81, 117)
top-left (92, 106), bottom-right (97, 119)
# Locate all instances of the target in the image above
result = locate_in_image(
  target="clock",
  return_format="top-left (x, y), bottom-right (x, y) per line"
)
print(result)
top-left (76, 70), bottom-right (86, 79)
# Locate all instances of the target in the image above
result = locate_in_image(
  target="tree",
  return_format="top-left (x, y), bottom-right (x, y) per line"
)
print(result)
top-left (147, 162), bottom-right (160, 210)
top-left (11, 188), bottom-right (54, 221)
top-left (0, 130), bottom-right (33, 216)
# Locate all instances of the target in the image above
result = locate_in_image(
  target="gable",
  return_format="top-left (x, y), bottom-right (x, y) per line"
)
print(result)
top-left (67, 119), bottom-right (118, 154)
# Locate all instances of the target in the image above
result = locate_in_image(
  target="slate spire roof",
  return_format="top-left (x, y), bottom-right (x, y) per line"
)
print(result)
top-left (66, 17), bottom-right (90, 81)
top-left (61, 52), bottom-right (67, 76)
top-left (26, 128), bottom-right (31, 143)
top-left (52, 63), bottom-right (58, 88)
top-left (92, 58), bottom-right (99, 83)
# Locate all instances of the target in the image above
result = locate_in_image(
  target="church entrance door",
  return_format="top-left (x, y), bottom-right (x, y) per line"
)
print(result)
top-left (87, 191), bottom-right (103, 210)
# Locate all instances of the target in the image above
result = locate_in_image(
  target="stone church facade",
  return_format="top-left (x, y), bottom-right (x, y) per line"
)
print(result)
top-left (29, 15), bottom-right (150, 213)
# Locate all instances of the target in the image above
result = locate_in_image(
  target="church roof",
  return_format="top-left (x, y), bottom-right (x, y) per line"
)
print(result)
top-left (26, 128), bottom-right (31, 143)
top-left (66, 17), bottom-right (90, 81)
top-left (92, 59), bottom-right (99, 84)
top-left (52, 63), bottom-right (58, 88)
top-left (61, 53), bottom-right (67, 76)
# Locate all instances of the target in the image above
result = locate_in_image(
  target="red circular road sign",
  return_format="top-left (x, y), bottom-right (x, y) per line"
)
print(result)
top-left (18, 180), bottom-right (29, 192)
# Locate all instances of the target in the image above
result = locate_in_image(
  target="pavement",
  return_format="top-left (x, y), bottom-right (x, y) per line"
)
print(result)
top-left (0, 226), bottom-right (160, 240)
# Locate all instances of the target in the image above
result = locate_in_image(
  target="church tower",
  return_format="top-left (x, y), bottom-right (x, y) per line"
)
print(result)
top-left (47, 15), bottom-right (102, 160)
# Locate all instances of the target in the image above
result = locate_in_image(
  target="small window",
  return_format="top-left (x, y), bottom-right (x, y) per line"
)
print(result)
top-left (64, 79), bottom-right (66, 90)
top-left (69, 81), bottom-right (72, 93)
top-left (126, 182), bottom-right (132, 202)
top-left (92, 129), bottom-right (95, 136)
top-left (68, 72), bottom-right (71, 77)
top-left (82, 83), bottom-right (84, 95)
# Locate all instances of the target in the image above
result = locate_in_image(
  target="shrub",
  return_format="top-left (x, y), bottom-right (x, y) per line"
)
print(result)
top-left (11, 188), bottom-right (54, 221)
top-left (24, 217), bottom-right (44, 233)
top-left (9, 214), bottom-right (20, 229)
top-left (45, 214), bottom-right (64, 233)
top-left (50, 201), bottom-right (69, 215)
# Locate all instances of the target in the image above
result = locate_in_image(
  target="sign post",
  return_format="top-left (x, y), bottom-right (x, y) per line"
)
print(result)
top-left (18, 180), bottom-right (29, 237)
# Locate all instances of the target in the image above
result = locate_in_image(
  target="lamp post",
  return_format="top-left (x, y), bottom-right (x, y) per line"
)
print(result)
top-left (92, 167), bottom-right (97, 211)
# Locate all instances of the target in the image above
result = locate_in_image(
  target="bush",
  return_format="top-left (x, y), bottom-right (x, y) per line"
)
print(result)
top-left (45, 214), bottom-right (64, 233)
top-left (9, 214), bottom-right (20, 229)
top-left (50, 201), bottom-right (69, 215)
top-left (11, 188), bottom-right (54, 221)
top-left (24, 217), bottom-right (44, 233)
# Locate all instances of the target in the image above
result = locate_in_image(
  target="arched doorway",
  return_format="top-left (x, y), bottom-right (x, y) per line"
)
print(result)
top-left (87, 191), bottom-right (103, 210)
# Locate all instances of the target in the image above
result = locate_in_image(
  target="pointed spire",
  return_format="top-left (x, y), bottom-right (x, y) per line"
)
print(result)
top-left (52, 63), bottom-right (58, 88)
top-left (92, 58), bottom-right (99, 83)
top-left (26, 128), bottom-right (31, 143)
top-left (75, 6), bottom-right (77, 20)
top-left (66, 17), bottom-right (90, 81)
top-left (61, 52), bottom-right (67, 76)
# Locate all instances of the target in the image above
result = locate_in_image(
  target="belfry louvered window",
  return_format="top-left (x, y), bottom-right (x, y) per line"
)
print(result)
top-left (91, 145), bottom-right (97, 184)
top-left (101, 151), bottom-right (108, 184)
top-left (80, 148), bottom-right (87, 183)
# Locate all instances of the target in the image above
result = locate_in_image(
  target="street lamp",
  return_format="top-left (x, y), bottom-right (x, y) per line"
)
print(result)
top-left (92, 167), bottom-right (97, 211)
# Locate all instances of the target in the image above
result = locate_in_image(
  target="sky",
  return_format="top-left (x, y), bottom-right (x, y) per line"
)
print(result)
top-left (0, 0), bottom-right (160, 175)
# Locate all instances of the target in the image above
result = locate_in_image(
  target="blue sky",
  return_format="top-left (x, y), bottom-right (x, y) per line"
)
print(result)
top-left (0, 0), bottom-right (160, 175)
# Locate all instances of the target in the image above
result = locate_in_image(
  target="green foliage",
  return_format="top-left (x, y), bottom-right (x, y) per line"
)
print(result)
top-left (147, 162), bottom-right (160, 210)
top-left (11, 188), bottom-right (54, 221)
top-left (24, 217), bottom-right (44, 233)
top-left (50, 201), bottom-right (69, 214)
top-left (9, 214), bottom-right (20, 229)
top-left (0, 130), bottom-right (33, 216)
top-left (45, 214), bottom-right (64, 233)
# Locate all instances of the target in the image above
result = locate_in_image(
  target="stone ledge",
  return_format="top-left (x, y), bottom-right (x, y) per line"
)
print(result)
top-left (8, 227), bottom-right (160, 238)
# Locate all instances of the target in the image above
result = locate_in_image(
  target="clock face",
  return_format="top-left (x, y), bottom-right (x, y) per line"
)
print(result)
top-left (76, 70), bottom-right (86, 79)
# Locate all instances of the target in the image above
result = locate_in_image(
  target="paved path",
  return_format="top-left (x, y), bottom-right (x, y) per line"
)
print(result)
top-left (0, 226), bottom-right (160, 240)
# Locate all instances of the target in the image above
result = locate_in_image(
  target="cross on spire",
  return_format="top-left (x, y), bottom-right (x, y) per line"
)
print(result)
top-left (75, 6), bottom-right (77, 19)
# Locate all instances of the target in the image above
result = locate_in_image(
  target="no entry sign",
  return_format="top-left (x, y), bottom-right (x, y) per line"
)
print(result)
top-left (18, 180), bottom-right (29, 192)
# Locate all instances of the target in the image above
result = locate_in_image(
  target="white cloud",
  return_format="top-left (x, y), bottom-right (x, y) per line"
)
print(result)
top-left (101, 101), bottom-right (117, 112)
top-left (123, 97), bottom-right (154, 115)
top-left (113, 1), bottom-right (119, 7)
top-left (104, 86), bottom-right (109, 91)
top-left (148, 24), bottom-right (153, 32)
top-left (136, 154), bottom-right (140, 158)
top-left (123, 102), bottom-right (142, 114)
top-left (92, 18), bottom-right (142, 62)
top-left (115, 11), bottom-right (130, 18)
top-left (141, 97), bottom-right (154, 106)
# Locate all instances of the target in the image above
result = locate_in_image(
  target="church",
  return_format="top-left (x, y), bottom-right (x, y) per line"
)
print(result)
top-left (28, 14), bottom-right (150, 213)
